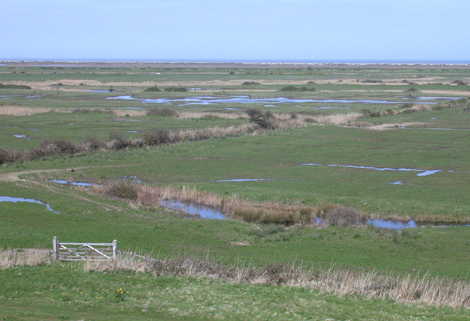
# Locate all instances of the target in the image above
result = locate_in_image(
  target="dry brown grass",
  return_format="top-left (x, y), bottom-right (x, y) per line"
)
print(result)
top-left (99, 184), bottom-right (316, 224)
top-left (78, 253), bottom-right (470, 308)
top-left (0, 249), bottom-right (51, 268)
top-left (313, 113), bottom-right (362, 126)
top-left (0, 106), bottom-right (58, 116)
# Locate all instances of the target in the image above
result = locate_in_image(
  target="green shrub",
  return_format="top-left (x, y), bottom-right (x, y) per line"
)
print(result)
top-left (143, 86), bottom-right (161, 92)
top-left (0, 84), bottom-right (31, 89)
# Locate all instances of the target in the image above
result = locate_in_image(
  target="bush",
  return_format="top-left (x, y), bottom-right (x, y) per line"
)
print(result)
top-left (246, 109), bottom-right (277, 129)
top-left (399, 103), bottom-right (414, 109)
top-left (146, 108), bottom-right (178, 117)
top-left (242, 81), bottom-right (260, 85)
top-left (105, 182), bottom-right (138, 200)
top-left (360, 108), bottom-right (381, 118)
top-left (361, 79), bottom-right (383, 83)
top-left (279, 86), bottom-right (315, 92)
top-left (143, 86), bottom-right (161, 92)
top-left (318, 205), bottom-right (364, 227)
top-left (142, 129), bottom-right (172, 146)
top-left (83, 136), bottom-right (105, 151)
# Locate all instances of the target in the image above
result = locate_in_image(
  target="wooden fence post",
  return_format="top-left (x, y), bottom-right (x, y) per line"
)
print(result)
top-left (52, 236), bottom-right (58, 261)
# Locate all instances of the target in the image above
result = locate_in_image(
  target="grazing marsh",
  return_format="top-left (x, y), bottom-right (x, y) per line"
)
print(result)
top-left (1, 61), bottom-right (470, 319)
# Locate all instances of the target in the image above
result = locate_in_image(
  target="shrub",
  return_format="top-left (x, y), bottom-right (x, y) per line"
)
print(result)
top-left (83, 136), bottom-right (105, 151)
top-left (36, 140), bottom-right (80, 156)
top-left (318, 205), bottom-right (364, 227)
top-left (360, 108), bottom-right (381, 118)
top-left (279, 86), bottom-right (298, 92)
top-left (246, 109), bottom-right (277, 129)
top-left (143, 86), bottom-right (161, 92)
top-left (399, 103), bottom-right (414, 109)
top-left (105, 182), bottom-right (138, 200)
top-left (242, 81), bottom-right (260, 85)
top-left (146, 108), bottom-right (178, 117)
top-left (142, 129), bottom-right (172, 146)
top-left (279, 86), bottom-right (315, 92)
top-left (361, 79), bottom-right (383, 83)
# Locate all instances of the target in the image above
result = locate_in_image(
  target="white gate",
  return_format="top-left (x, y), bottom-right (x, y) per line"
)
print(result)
top-left (52, 237), bottom-right (117, 261)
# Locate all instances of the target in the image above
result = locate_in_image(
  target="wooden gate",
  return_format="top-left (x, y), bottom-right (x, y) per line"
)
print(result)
top-left (52, 237), bottom-right (117, 261)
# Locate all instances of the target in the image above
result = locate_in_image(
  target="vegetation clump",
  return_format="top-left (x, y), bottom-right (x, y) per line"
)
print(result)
top-left (242, 81), bottom-right (261, 85)
top-left (246, 109), bottom-right (277, 129)
top-left (143, 86), bottom-right (161, 92)
top-left (104, 182), bottom-right (138, 200)
top-left (146, 107), bottom-right (178, 117)
top-left (0, 84), bottom-right (31, 89)
top-left (317, 205), bottom-right (365, 227)
top-left (361, 79), bottom-right (383, 83)
top-left (279, 86), bottom-right (315, 92)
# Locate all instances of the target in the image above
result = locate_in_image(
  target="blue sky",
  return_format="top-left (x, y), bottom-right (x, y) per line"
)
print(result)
top-left (1, 0), bottom-right (469, 62)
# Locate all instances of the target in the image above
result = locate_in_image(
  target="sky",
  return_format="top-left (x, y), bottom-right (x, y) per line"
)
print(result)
top-left (1, 0), bottom-right (469, 62)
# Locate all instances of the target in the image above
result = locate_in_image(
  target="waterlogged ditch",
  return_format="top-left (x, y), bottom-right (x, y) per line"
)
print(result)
top-left (302, 163), bottom-right (444, 177)
top-left (0, 196), bottom-right (60, 214)
top-left (107, 95), bottom-right (456, 106)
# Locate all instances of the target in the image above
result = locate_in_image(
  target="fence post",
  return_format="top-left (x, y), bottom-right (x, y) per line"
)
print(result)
top-left (52, 236), bottom-right (58, 261)
top-left (112, 239), bottom-right (118, 260)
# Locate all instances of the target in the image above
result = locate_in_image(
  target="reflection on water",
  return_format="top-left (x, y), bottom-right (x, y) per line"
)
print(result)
top-left (50, 179), bottom-right (94, 187)
top-left (367, 218), bottom-right (418, 229)
top-left (302, 163), bottom-right (442, 177)
top-left (0, 196), bottom-right (60, 214)
top-left (107, 95), bottom-right (438, 106)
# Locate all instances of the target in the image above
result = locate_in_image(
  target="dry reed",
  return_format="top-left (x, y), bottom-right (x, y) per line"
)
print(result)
top-left (0, 106), bottom-right (55, 116)
top-left (78, 253), bottom-right (470, 309)
top-left (0, 249), bottom-right (51, 268)
top-left (313, 113), bottom-right (362, 126)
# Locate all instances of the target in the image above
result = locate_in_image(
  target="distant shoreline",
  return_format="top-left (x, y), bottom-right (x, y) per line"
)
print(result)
top-left (2, 60), bottom-right (470, 69)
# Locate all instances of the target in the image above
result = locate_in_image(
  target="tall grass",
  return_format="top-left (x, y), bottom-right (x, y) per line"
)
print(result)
top-left (3, 249), bottom-right (469, 308)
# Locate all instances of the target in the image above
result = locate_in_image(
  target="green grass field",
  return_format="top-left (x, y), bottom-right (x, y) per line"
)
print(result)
top-left (1, 62), bottom-right (470, 319)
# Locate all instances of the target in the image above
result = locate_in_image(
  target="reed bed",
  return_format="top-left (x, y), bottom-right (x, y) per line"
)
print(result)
top-left (0, 106), bottom-right (56, 116)
top-left (95, 184), bottom-right (317, 225)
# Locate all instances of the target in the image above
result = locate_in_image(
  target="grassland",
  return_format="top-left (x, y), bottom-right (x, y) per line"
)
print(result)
top-left (1, 61), bottom-right (470, 320)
